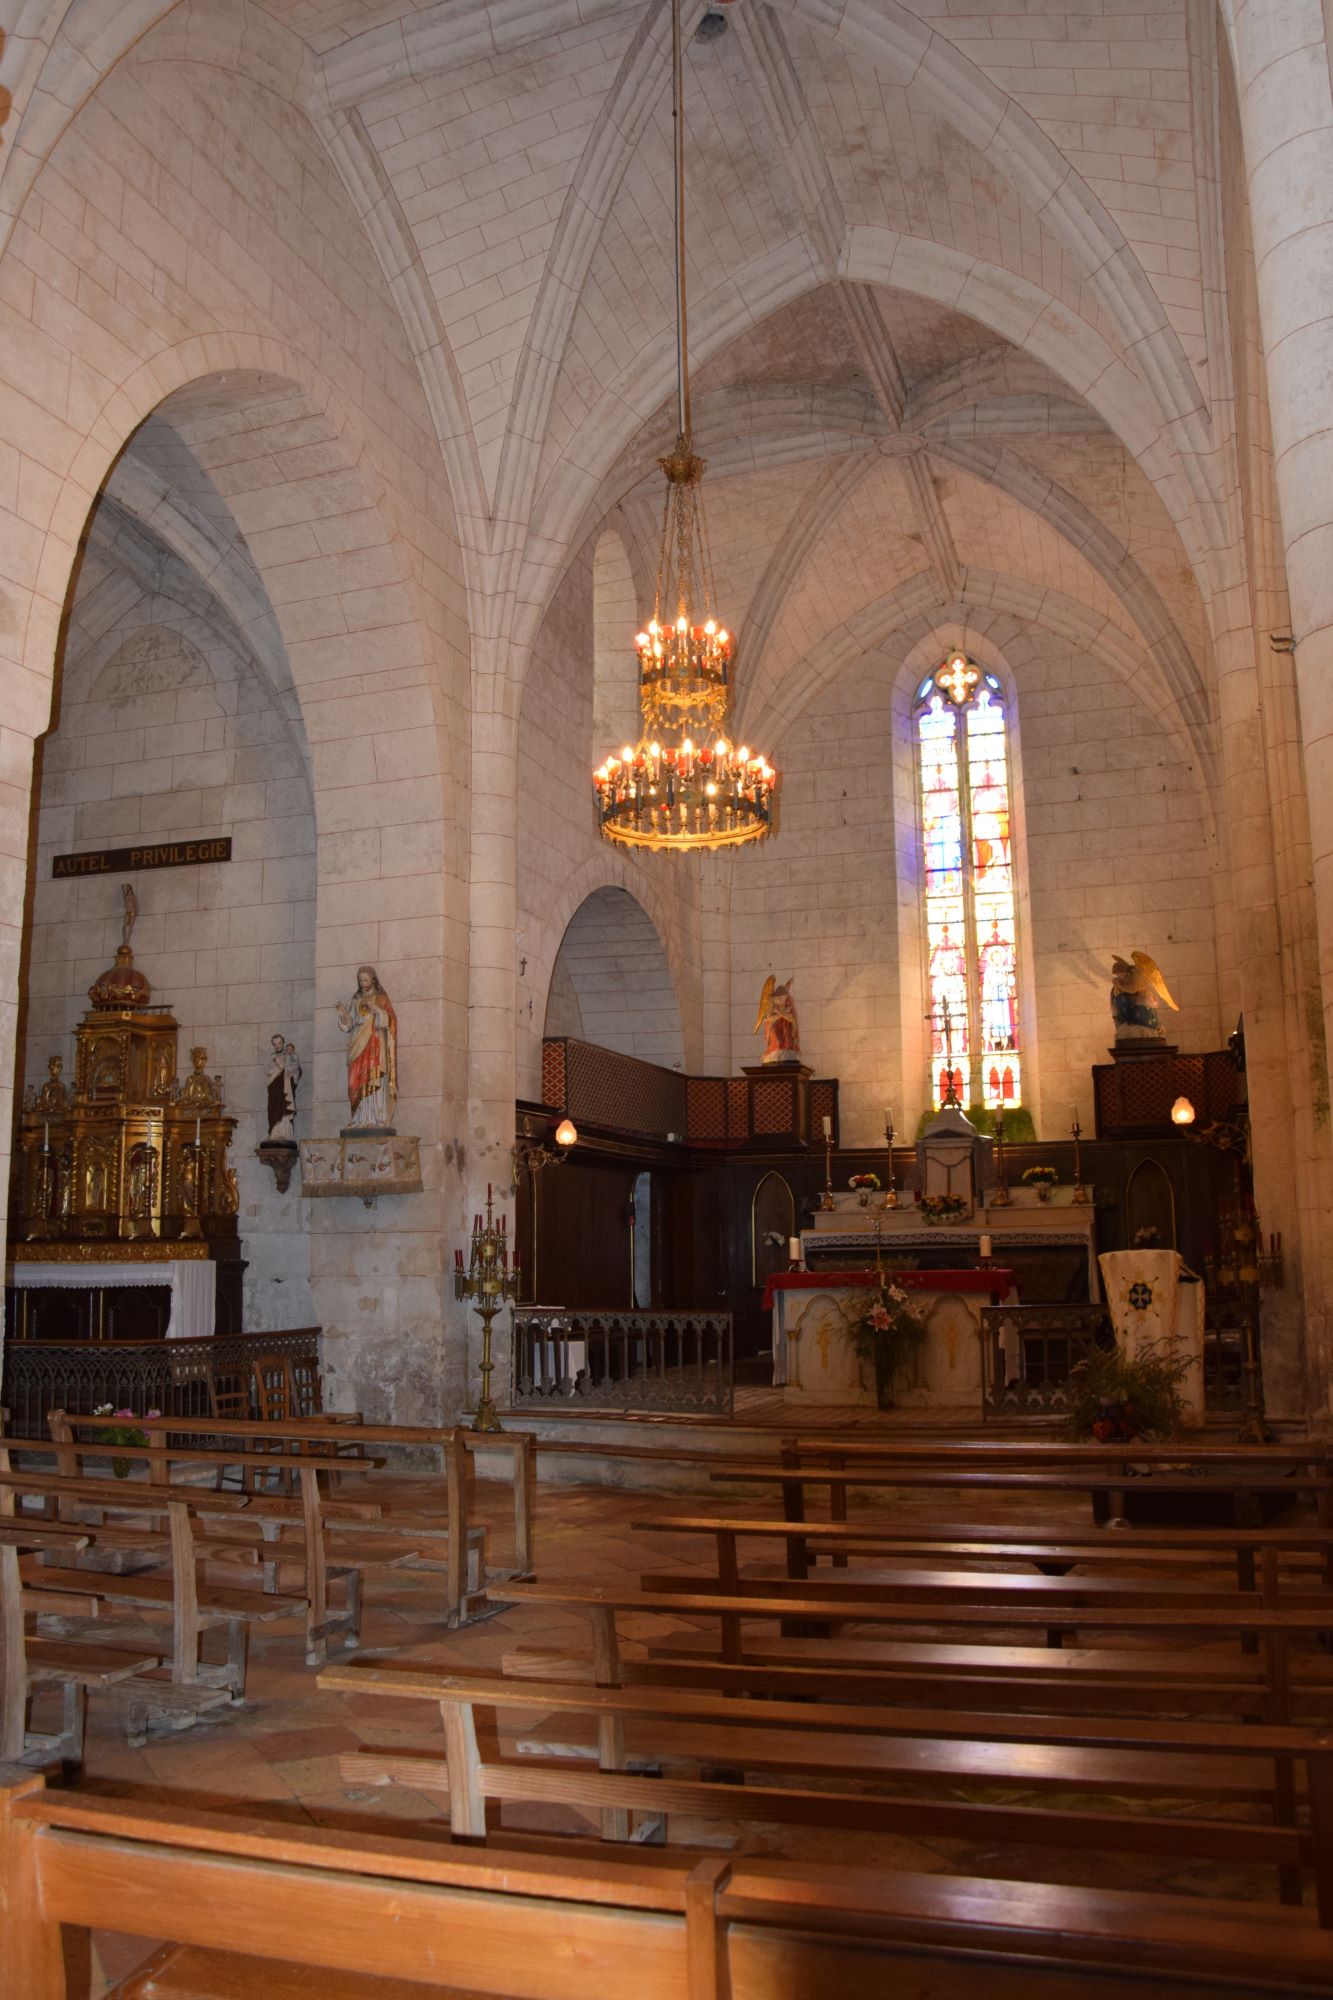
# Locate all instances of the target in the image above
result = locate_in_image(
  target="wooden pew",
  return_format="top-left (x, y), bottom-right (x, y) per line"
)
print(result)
top-left (483, 1577), bottom-right (1333, 1725)
top-left (321, 1658), bottom-right (1333, 1918)
top-left (48, 1412), bottom-right (533, 1625)
top-left (14, 1769), bottom-right (1333, 1999)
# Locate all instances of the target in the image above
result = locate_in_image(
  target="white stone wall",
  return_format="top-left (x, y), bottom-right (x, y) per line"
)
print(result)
top-left (24, 527), bottom-right (317, 1329)
top-left (725, 622), bottom-right (1222, 1143)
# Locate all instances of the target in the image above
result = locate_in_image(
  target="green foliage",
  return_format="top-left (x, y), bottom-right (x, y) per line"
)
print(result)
top-left (913, 1104), bottom-right (1037, 1142)
top-left (1064, 1342), bottom-right (1189, 1444)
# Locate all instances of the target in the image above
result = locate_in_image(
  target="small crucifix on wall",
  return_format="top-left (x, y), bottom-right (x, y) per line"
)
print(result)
top-left (928, 995), bottom-right (964, 1109)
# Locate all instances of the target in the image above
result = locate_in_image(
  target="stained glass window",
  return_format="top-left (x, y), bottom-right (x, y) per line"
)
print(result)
top-left (914, 655), bottom-right (1021, 1112)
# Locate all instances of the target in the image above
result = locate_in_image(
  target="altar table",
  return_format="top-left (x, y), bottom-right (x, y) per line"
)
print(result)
top-left (766, 1269), bottom-right (1016, 1408)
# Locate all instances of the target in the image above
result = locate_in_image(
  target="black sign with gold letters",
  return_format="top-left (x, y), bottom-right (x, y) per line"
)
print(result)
top-left (52, 838), bottom-right (232, 878)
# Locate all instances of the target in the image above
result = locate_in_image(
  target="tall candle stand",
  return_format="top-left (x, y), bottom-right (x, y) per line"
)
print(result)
top-left (454, 1184), bottom-right (519, 1433)
top-left (820, 1123), bottom-right (836, 1210)
top-left (990, 1101), bottom-right (1011, 1206)
top-left (1070, 1111), bottom-right (1089, 1205)
top-left (882, 1114), bottom-right (900, 1210)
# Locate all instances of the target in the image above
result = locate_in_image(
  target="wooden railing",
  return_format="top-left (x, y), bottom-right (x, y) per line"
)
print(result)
top-left (511, 1307), bottom-right (733, 1416)
top-left (979, 1303), bottom-right (1111, 1418)
top-left (0, 1326), bottom-right (321, 1438)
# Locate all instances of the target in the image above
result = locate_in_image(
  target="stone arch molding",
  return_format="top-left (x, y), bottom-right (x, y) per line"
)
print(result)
top-left (736, 571), bottom-right (1220, 842)
top-left (528, 855), bottom-right (695, 1078)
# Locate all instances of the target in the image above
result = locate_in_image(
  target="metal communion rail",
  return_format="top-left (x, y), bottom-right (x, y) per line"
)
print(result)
top-left (0, 1326), bottom-right (322, 1438)
top-left (511, 1306), bottom-right (733, 1416)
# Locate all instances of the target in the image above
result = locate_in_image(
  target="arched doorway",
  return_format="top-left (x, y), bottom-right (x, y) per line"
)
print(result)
top-left (544, 886), bottom-right (685, 1072)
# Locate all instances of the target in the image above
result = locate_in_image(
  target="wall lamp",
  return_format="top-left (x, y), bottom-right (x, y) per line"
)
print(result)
top-left (512, 1117), bottom-right (578, 1181)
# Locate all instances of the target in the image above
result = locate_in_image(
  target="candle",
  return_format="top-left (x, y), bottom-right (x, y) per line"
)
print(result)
top-left (822, 1116), bottom-right (832, 1139)
top-left (42, 1121), bottom-right (49, 1152)
top-left (487, 1182), bottom-right (492, 1204)
top-left (194, 1116), bottom-right (201, 1149)
top-left (788, 1237), bottom-right (802, 1263)
top-left (979, 1234), bottom-right (992, 1259)
top-left (883, 1107), bottom-right (893, 1130)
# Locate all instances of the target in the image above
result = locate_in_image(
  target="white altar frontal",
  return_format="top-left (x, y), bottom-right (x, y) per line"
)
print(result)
top-left (770, 1186), bottom-right (1095, 1412)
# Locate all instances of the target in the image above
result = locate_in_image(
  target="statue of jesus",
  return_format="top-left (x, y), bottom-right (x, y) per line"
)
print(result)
top-left (335, 966), bottom-right (398, 1130)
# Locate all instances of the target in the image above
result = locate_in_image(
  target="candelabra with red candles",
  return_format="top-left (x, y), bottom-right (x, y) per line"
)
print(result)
top-left (454, 1183), bottom-right (519, 1433)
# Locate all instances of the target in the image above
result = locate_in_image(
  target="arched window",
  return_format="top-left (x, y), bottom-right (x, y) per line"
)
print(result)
top-left (914, 653), bottom-right (1021, 1112)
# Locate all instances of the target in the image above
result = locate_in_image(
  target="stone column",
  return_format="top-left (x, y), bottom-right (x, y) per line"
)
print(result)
top-left (463, 699), bottom-right (523, 1418)
top-left (1227, 1), bottom-right (1333, 1124)
top-left (1225, 0), bottom-right (1333, 1415)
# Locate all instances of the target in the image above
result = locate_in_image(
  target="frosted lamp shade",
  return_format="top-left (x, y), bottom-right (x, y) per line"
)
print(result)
top-left (1170, 1097), bottom-right (1195, 1126)
top-left (554, 1118), bottom-right (578, 1148)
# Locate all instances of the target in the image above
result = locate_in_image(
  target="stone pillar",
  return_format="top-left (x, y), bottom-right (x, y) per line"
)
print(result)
top-left (464, 700), bottom-right (523, 1417)
top-left (1225, 0), bottom-right (1333, 1415)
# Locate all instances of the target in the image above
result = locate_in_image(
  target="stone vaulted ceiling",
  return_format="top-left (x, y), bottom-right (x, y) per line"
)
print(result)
top-left (1, 0), bottom-right (1219, 782)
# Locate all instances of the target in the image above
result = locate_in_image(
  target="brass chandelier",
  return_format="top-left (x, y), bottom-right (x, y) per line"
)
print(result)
top-left (593, 0), bottom-right (777, 853)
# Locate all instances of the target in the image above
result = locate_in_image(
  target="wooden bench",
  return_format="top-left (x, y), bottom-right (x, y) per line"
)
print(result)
top-left (2, 1528), bottom-right (161, 1767)
top-left (484, 1577), bottom-right (1333, 1724)
top-left (49, 1412), bottom-right (532, 1625)
top-left (321, 1657), bottom-right (1333, 1916)
top-left (15, 1769), bottom-right (1333, 1999)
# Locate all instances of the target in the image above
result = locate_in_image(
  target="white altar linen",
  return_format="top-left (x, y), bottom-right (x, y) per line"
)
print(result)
top-left (6, 1258), bottom-right (216, 1340)
top-left (1098, 1249), bottom-right (1205, 1427)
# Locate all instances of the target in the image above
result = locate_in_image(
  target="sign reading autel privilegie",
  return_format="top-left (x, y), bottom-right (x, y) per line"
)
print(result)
top-left (51, 838), bottom-right (233, 878)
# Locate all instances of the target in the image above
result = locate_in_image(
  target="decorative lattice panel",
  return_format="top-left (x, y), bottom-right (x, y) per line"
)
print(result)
top-left (554, 1039), bottom-right (686, 1138)
top-left (810, 1079), bottom-right (839, 1144)
top-left (752, 1077), bottom-right (795, 1134)
top-left (1093, 1051), bottom-right (1241, 1136)
top-left (686, 1076), bottom-right (729, 1141)
top-left (541, 1040), bottom-right (568, 1111)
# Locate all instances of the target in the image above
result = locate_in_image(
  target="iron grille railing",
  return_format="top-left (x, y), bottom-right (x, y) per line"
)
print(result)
top-left (980, 1304), bottom-right (1111, 1418)
top-left (0, 1327), bottom-right (321, 1439)
top-left (511, 1307), bottom-right (733, 1415)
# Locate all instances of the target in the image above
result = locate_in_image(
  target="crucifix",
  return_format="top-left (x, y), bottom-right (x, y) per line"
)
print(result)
top-left (930, 995), bottom-right (963, 1108)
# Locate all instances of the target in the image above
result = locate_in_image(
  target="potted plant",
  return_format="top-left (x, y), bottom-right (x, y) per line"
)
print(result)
top-left (841, 1282), bottom-right (925, 1408)
top-left (1065, 1344), bottom-right (1186, 1446)
top-left (1022, 1165), bottom-right (1059, 1203)
top-left (91, 1403), bottom-right (161, 1478)
top-left (918, 1192), bottom-right (967, 1224)
top-left (848, 1172), bottom-right (880, 1208)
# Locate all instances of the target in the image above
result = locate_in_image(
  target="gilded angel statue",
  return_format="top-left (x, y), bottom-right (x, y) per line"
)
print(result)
top-left (754, 974), bottom-right (800, 1066)
top-left (1110, 951), bottom-right (1179, 1039)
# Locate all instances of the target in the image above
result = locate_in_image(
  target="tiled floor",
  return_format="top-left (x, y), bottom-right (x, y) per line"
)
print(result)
top-left (31, 1471), bottom-right (1286, 1994)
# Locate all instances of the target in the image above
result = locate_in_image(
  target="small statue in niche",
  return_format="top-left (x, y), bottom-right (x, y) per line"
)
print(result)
top-left (1110, 951), bottom-right (1179, 1043)
top-left (335, 965), bottom-right (398, 1131)
top-left (265, 1034), bottom-right (302, 1142)
top-left (180, 1045), bottom-right (220, 1109)
top-left (753, 975), bottom-right (800, 1066)
top-left (34, 1055), bottom-right (69, 1115)
top-left (121, 882), bottom-right (138, 950)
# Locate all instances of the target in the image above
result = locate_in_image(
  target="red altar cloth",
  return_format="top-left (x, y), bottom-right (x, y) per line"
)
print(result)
top-left (761, 1268), bottom-right (1016, 1313)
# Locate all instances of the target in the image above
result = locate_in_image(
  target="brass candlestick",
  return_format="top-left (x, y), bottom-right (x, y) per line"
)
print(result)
top-left (820, 1125), bottom-right (836, 1210)
top-left (883, 1114), bottom-right (899, 1210)
top-left (991, 1100), bottom-right (1011, 1206)
top-left (454, 1184), bottom-right (519, 1432)
top-left (1071, 1111), bottom-right (1089, 1205)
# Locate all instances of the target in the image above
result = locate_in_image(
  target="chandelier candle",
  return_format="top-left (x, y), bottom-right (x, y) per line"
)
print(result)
top-left (591, 0), bottom-right (778, 854)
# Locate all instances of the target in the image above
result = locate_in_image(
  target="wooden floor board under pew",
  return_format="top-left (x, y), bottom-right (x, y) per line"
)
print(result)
top-left (48, 1412), bottom-right (535, 1626)
top-left (2, 1531), bottom-right (160, 1767)
top-left (319, 1658), bottom-right (1333, 1920)
top-left (15, 1770), bottom-right (1333, 2000)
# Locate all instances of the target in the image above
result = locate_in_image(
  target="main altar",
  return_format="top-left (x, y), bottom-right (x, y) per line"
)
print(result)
top-left (769, 1103), bottom-right (1100, 1411)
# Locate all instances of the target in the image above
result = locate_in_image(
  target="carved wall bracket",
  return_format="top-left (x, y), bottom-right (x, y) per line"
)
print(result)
top-left (255, 1141), bottom-right (299, 1195)
top-left (298, 1135), bottom-right (422, 1208)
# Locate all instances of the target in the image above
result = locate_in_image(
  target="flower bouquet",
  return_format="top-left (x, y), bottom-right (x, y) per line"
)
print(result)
top-left (92, 1403), bottom-right (161, 1478)
top-left (918, 1192), bottom-right (967, 1223)
top-left (841, 1282), bottom-right (925, 1408)
top-left (848, 1172), bottom-right (881, 1207)
top-left (1022, 1165), bottom-right (1059, 1203)
top-left (1065, 1343), bottom-right (1186, 1444)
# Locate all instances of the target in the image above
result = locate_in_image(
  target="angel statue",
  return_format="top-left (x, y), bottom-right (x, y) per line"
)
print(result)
top-left (1110, 951), bottom-right (1180, 1042)
top-left (754, 975), bottom-right (801, 1066)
